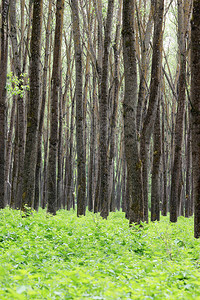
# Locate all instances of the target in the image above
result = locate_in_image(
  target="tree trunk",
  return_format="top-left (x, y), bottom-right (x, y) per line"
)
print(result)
top-left (21, 0), bottom-right (43, 211)
top-left (136, 3), bottom-right (154, 133)
top-left (9, 0), bottom-right (26, 209)
top-left (191, 0), bottom-right (200, 238)
top-left (47, 0), bottom-right (64, 215)
top-left (35, 0), bottom-right (52, 211)
top-left (140, 0), bottom-right (164, 222)
top-left (185, 109), bottom-right (191, 217)
top-left (151, 98), bottom-right (161, 221)
top-left (108, 2), bottom-right (122, 209)
top-left (99, 0), bottom-right (115, 219)
top-left (122, 0), bottom-right (144, 225)
top-left (5, 97), bottom-right (16, 205)
top-left (170, 0), bottom-right (186, 222)
top-left (71, 0), bottom-right (86, 216)
top-left (88, 69), bottom-right (97, 212)
top-left (0, 0), bottom-right (9, 208)
top-left (161, 99), bottom-right (168, 216)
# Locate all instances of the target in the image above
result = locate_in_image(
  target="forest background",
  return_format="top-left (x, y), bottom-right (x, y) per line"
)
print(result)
top-left (0, 0), bottom-right (200, 238)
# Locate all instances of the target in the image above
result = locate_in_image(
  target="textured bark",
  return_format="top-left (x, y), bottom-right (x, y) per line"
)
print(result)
top-left (57, 80), bottom-right (63, 210)
top-left (9, 0), bottom-right (25, 209)
top-left (0, 0), bottom-right (9, 208)
top-left (136, 3), bottom-right (154, 133)
top-left (21, 0), bottom-right (43, 211)
top-left (62, 34), bottom-right (73, 209)
top-left (170, 0), bottom-right (186, 222)
top-left (88, 68), bottom-right (97, 212)
top-left (99, 0), bottom-right (115, 219)
top-left (71, 0), bottom-right (86, 216)
top-left (151, 99), bottom-right (161, 221)
top-left (22, 1), bottom-right (33, 73)
top-left (19, 0), bottom-right (25, 63)
top-left (5, 97), bottom-right (16, 205)
top-left (108, 2), bottom-right (122, 209)
top-left (66, 93), bottom-right (75, 211)
top-left (191, 0), bottom-right (200, 238)
top-left (161, 100), bottom-right (168, 216)
top-left (10, 109), bottom-right (19, 208)
top-left (185, 110), bottom-right (191, 218)
top-left (35, 0), bottom-right (52, 211)
top-left (140, 0), bottom-right (164, 222)
top-left (47, 0), bottom-right (64, 214)
top-left (122, 0), bottom-right (144, 225)
top-left (42, 47), bottom-right (52, 210)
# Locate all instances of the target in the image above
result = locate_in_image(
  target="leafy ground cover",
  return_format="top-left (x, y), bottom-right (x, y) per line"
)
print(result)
top-left (0, 208), bottom-right (200, 299)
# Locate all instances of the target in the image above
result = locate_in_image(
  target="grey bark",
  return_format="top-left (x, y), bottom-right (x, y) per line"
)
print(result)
top-left (122, 0), bottom-right (144, 224)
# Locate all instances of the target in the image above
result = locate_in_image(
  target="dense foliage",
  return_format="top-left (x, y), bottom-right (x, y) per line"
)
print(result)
top-left (0, 208), bottom-right (200, 299)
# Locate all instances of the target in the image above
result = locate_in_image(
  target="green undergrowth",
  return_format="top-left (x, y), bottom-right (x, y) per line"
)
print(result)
top-left (0, 208), bottom-right (200, 299)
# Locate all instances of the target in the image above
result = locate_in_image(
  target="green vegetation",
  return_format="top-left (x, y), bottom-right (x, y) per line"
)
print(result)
top-left (6, 72), bottom-right (29, 98)
top-left (0, 208), bottom-right (200, 299)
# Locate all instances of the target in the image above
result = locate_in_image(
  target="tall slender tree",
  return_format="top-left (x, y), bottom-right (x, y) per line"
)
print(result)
top-left (122, 0), bottom-right (144, 224)
top-left (191, 0), bottom-right (200, 238)
top-left (151, 98), bottom-right (161, 221)
top-left (140, 0), bottom-right (164, 222)
top-left (47, 0), bottom-right (64, 214)
top-left (0, 0), bottom-right (9, 208)
top-left (71, 0), bottom-right (86, 216)
top-left (9, 0), bottom-right (26, 209)
top-left (170, 0), bottom-right (186, 222)
top-left (99, 0), bottom-right (115, 219)
top-left (35, 0), bottom-right (52, 210)
top-left (21, 0), bottom-right (43, 211)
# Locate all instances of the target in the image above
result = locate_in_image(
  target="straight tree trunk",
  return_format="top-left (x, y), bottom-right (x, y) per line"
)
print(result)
top-left (185, 109), bottom-right (191, 217)
top-left (66, 97), bottom-right (75, 211)
top-left (0, 0), bottom-right (9, 208)
top-left (9, 0), bottom-right (26, 209)
top-left (108, 2), bottom-right (122, 209)
top-left (10, 108), bottom-right (19, 208)
top-left (22, 1), bottom-right (33, 73)
top-left (136, 3), bottom-right (154, 133)
top-left (99, 0), bottom-right (115, 219)
top-left (57, 79), bottom-right (63, 210)
top-left (122, 0), bottom-right (144, 225)
top-left (140, 0), bottom-right (164, 222)
top-left (191, 0), bottom-right (200, 238)
top-left (47, 0), bottom-right (64, 214)
top-left (88, 70), bottom-right (97, 211)
top-left (21, 0), bottom-right (43, 211)
top-left (5, 97), bottom-right (16, 205)
top-left (161, 99), bottom-right (168, 216)
top-left (35, 0), bottom-right (52, 211)
top-left (151, 99), bottom-right (161, 221)
top-left (71, 0), bottom-right (86, 216)
top-left (170, 0), bottom-right (186, 222)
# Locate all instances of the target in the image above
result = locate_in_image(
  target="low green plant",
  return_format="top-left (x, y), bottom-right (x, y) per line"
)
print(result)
top-left (0, 208), bottom-right (199, 299)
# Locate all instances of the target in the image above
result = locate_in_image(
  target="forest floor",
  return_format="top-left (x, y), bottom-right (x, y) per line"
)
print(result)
top-left (0, 208), bottom-right (200, 299)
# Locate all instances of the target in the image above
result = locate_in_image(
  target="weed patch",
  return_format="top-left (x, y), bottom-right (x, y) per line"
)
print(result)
top-left (0, 208), bottom-right (200, 299)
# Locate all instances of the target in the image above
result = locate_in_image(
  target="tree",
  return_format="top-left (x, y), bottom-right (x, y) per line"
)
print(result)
top-left (35, 0), bottom-right (52, 211)
top-left (99, 0), bottom-right (115, 219)
top-left (151, 98), bottom-right (161, 221)
top-left (0, 0), bottom-right (9, 208)
top-left (140, 0), bottom-right (164, 222)
top-left (191, 0), bottom-right (200, 238)
top-left (122, 0), bottom-right (144, 224)
top-left (9, 0), bottom-right (26, 209)
top-left (170, 0), bottom-right (187, 222)
top-left (47, 0), bottom-right (64, 214)
top-left (71, 0), bottom-right (86, 216)
top-left (21, 0), bottom-right (43, 211)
